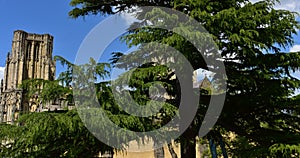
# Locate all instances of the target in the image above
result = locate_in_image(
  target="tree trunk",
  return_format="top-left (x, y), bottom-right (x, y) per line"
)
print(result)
top-left (180, 141), bottom-right (196, 158)
top-left (180, 126), bottom-right (197, 158)
top-left (178, 70), bottom-right (198, 158)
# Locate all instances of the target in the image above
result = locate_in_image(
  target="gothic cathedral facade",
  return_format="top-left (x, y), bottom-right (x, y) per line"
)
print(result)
top-left (0, 30), bottom-right (56, 123)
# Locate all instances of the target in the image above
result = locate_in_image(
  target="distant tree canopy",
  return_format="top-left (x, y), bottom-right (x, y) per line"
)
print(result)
top-left (0, 110), bottom-right (113, 158)
top-left (0, 57), bottom-right (114, 158)
top-left (69, 0), bottom-right (300, 157)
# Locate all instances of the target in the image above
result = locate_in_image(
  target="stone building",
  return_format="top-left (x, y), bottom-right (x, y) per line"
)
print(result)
top-left (0, 30), bottom-right (56, 123)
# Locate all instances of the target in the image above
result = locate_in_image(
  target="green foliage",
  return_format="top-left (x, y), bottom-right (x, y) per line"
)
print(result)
top-left (71, 0), bottom-right (300, 157)
top-left (111, 63), bottom-right (179, 126)
top-left (270, 143), bottom-right (300, 157)
top-left (0, 57), bottom-right (117, 157)
top-left (21, 79), bottom-right (72, 105)
top-left (55, 55), bottom-right (74, 87)
top-left (73, 59), bottom-right (180, 145)
top-left (0, 110), bottom-right (113, 157)
top-left (68, 0), bottom-right (173, 18)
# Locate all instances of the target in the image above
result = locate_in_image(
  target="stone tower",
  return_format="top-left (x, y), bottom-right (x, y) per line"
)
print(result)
top-left (0, 30), bottom-right (56, 123)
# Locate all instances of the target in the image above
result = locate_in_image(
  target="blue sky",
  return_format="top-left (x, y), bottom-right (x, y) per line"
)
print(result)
top-left (0, 0), bottom-right (104, 71)
top-left (0, 0), bottom-right (134, 79)
top-left (0, 0), bottom-right (300, 82)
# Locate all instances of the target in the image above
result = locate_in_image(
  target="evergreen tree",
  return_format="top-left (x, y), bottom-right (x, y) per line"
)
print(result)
top-left (68, 0), bottom-right (300, 157)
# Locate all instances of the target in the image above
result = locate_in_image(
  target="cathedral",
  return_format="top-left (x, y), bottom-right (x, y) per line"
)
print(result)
top-left (0, 30), bottom-right (56, 123)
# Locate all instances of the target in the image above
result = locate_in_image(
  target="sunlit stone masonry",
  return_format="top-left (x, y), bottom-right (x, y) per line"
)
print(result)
top-left (0, 30), bottom-right (56, 123)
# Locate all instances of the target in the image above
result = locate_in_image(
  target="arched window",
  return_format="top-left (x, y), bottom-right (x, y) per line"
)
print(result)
top-left (26, 42), bottom-right (31, 59)
top-left (34, 43), bottom-right (39, 60)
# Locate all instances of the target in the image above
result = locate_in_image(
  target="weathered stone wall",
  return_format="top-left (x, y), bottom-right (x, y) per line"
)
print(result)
top-left (0, 30), bottom-right (56, 123)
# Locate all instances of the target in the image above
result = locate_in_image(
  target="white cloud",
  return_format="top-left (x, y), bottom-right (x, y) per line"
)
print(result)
top-left (0, 67), bottom-right (4, 81)
top-left (290, 45), bottom-right (300, 52)
top-left (120, 11), bottom-right (140, 26)
top-left (250, 0), bottom-right (300, 14)
top-left (291, 66), bottom-right (300, 78)
top-left (195, 68), bottom-right (215, 81)
top-left (249, 0), bottom-right (260, 3)
top-left (291, 70), bottom-right (300, 96)
top-left (293, 89), bottom-right (300, 96)
top-left (292, 70), bottom-right (300, 77)
top-left (275, 0), bottom-right (300, 13)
